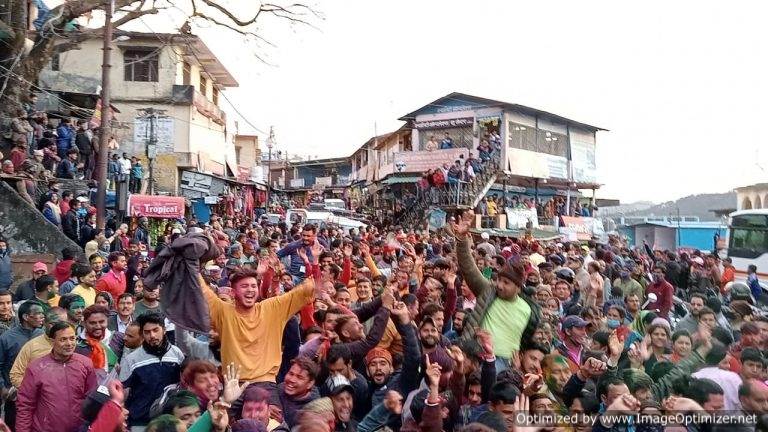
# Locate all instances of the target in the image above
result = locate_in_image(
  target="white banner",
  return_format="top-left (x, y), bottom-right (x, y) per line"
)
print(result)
top-left (505, 207), bottom-right (539, 230)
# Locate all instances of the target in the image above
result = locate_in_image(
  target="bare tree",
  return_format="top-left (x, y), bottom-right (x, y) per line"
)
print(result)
top-left (0, 0), bottom-right (319, 119)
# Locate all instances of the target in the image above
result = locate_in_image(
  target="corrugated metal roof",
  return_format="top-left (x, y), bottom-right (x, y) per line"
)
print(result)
top-left (630, 221), bottom-right (726, 229)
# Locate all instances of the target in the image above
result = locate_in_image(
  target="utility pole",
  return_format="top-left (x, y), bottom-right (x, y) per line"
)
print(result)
top-left (95, 0), bottom-right (114, 229)
top-left (138, 107), bottom-right (163, 195)
top-left (265, 126), bottom-right (275, 212)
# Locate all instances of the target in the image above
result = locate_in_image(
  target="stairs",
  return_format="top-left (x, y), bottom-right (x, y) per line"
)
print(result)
top-left (395, 160), bottom-right (500, 229)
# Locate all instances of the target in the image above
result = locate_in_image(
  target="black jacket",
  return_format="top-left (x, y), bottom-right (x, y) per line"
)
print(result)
top-left (142, 232), bottom-right (221, 333)
top-left (62, 209), bottom-right (81, 243)
top-left (75, 130), bottom-right (92, 155)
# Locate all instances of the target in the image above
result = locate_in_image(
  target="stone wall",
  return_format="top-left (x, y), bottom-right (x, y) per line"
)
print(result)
top-left (0, 180), bottom-right (84, 258)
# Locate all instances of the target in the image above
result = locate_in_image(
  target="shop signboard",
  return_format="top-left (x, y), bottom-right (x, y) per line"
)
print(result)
top-left (389, 148), bottom-right (469, 176)
top-left (128, 194), bottom-right (185, 219)
top-left (414, 117), bottom-right (474, 130)
top-left (290, 178), bottom-right (305, 188)
top-left (559, 216), bottom-right (607, 242)
top-left (134, 117), bottom-right (174, 152)
top-left (505, 207), bottom-right (539, 230)
top-left (315, 176), bottom-right (333, 187)
top-left (506, 148), bottom-right (568, 180)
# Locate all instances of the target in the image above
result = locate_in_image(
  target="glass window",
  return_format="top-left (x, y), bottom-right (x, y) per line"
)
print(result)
top-left (729, 228), bottom-right (768, 258)
top-left (182, 62), bottom-right (191, 85)
top-left (199, 76), bottom-right (208, 97)
top-left (124, 49), bottom-right (159, 82)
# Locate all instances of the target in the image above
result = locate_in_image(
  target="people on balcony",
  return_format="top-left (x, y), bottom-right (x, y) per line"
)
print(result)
top-left (439, 132), bottom-right (454, 149)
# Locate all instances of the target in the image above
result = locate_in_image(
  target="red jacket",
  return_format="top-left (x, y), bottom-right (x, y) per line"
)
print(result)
top-left (646, 279), bottom-right (674, 319)
top-left (16, 353), bottom-right (97, 432)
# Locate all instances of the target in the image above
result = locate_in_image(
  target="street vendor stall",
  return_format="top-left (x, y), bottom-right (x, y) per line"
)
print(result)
top-left (127, 194), bottom-right (186, 249)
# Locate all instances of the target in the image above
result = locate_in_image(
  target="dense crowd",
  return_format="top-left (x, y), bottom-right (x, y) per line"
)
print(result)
top-left (0, 202), bottom-right (767, 432)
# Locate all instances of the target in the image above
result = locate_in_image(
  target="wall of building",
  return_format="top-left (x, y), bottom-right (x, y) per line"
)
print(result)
top-left (737, 188), bottom-right (768, 210)
top-left (679, 227), bottom-right (726, 252)
top-left (234, 136), bottom-right (261, 172)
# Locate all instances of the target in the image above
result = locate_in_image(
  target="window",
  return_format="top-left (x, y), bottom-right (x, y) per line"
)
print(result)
top-left (182, 62), bottom-right (191, 85)
top-left (51, 53), bottom-right (60, 71)
top-left (124, 48), bottom-right (159, 82)
top-left (212, 87), bottom-right (219, 105)
top-left (199, 76), bottom-right (208, 97)
top-left (729, 214), bottom-right (768, 258)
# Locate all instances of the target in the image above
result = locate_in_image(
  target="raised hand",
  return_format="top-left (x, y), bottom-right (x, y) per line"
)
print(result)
top-left (221, 363), bottom-right (250, 404)
top-left (209, 400), bottom-right (231, 432)
top-left (359, 243), bottom-right (370, 258)
top-left (343, 243), bottom-right (353, 258)
top-left (607, 331), bottom-right (623, 360)
top-left (391, 301), bottom-right (410, 324)
top-left (297, 247), bottom-right (309, 265)
top-left (607, 394), bottom-right (640, 415)
top-left (523, 373), bottom-right (544, 396)
top-left (425, 358), bottom-right (442, 389)
top-left (448, 210), bottom-right (474, 238)
top-left (107, 379), bottom-right (125, 404)
top-left (382, 287), bottom-right (395, 311)
top-left (383, 390), bottom-right (404, 415)
top-left (476, 330), bottom-right (495, 357)
top-left (580, 357), bottom-right (608, 380)
top-left (447, 345), bottom-right (467, 375)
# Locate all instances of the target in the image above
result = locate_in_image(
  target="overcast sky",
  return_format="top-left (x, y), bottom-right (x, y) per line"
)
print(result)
top-left (130, 0), bottom-right (768, 203)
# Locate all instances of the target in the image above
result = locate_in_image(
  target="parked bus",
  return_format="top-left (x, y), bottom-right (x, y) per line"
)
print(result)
top-left (726, 209), bottom-right (768, 289)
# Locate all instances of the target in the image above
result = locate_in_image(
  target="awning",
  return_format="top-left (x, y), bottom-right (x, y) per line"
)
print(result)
top-left (128, 194), bottom-right (185, 219)
top-left (381, 176), bottom-right (421, 185)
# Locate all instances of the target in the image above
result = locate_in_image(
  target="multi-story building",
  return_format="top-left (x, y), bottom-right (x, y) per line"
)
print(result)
top-left (40, 31), bottom-right (240, 194)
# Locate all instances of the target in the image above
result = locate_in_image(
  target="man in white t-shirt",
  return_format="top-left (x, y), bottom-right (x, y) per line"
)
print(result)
top-left (119, 152), bottom-right (132, 181)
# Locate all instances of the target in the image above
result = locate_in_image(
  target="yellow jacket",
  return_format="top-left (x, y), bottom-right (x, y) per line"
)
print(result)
top-left (10, 334), bottom-right (51, 388)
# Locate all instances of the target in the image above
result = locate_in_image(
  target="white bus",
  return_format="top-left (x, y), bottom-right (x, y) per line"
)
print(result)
top-left (726, 209), bottom-right (768, 288)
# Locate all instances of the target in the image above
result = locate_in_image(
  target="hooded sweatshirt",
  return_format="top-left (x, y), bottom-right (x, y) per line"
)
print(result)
top-left (278, 383), bottom-right (320, 428)
top-left (53, 259), bottom-right (75, 286)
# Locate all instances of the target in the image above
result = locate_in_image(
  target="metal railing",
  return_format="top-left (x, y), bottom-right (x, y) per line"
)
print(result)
top-left (394, 159), bottom-right (500, 228)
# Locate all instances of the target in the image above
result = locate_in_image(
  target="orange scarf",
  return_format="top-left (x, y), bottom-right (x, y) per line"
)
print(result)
top-left (85, 336), bottom-right (106, 369)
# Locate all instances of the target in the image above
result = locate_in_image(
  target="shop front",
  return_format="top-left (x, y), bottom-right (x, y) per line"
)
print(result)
top-left (179, 170), bottom-right (264, 223)
top-left (127, 194), bottom-right (186, 249)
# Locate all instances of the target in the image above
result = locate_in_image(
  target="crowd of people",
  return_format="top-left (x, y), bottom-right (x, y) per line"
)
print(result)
top-left (0, 199), bottom-right (767, 432)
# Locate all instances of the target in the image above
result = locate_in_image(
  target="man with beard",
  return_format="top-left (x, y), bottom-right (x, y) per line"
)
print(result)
top-left (364, 301), bottom-right (421, 412)
top-left (676, 293), bottom-right (707, 335)
top-left (333, 289), bottom-right (394, 372)
top-left (279, 356), bottom-right (321, 428)
top-left (120, 312), bottom-right (185, 428)
top-left (451, 211), bottom-right (541, 373)
top-left (445, 309), bottom-right (468, 342)
top-left (96, 251), bottom-right (127, 298)
top-left (278, 224), bottom-right (326, 282)
top-left (16, 321), bottom-right (97, 432)
top-left (326, 375), bottom-right (356, 432)
top-left (75, 305), bottom-right (124, 374)
top-left (418, 317), bottom-right (442, 356)
top-left (554, 315), bottom-right (589, 372)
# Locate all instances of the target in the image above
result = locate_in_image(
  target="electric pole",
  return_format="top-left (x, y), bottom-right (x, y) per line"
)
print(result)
top-left (138, 107), bottom-right (164, 195)
top-left (95, 0), bottom-right (114, 229)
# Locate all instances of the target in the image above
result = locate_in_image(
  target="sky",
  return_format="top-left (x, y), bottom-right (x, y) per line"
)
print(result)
top-left (122, 0), bottom-right (768, 203)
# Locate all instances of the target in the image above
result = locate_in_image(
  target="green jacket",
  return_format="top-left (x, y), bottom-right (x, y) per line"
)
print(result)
top-left (456, 236), bottom-right (541, 356)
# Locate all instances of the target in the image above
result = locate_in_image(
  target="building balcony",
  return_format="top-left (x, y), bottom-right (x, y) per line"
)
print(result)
top-left (171, 85), bottom-right (227, 125)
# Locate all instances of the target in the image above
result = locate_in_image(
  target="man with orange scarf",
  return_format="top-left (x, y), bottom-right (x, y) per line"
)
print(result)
top-left (75, 304), bottom-right (124, 375)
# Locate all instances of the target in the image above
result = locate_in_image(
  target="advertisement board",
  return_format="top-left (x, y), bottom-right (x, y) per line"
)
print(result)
top-left (128, 195), bottom-right (185, 219)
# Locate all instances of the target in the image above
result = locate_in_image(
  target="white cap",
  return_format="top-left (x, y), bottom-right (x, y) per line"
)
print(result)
top-left (172, 228), bottom-right (181, 234)
top-left (480, 232), bottom-right (489, 240)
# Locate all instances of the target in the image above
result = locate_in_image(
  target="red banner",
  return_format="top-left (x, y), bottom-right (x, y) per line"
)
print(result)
top-left (128, 195), bottom-right (185, 219)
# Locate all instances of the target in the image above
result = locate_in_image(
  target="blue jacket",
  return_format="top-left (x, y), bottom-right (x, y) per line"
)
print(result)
top-left (0, 324), bottom-right (43, 388)
top-left (0, 249), bottom-right (11, 291)
top-left (120, 344), bottom-right (185, 425)
top-left (56, 125), bottom-right (74, 151)
top-left (277, 239), bottom-right (328, 278)
top-left (748, 273), bottom-right (762, 300)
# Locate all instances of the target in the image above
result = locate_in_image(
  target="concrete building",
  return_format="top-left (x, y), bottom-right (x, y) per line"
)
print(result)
top-left (619, 219), bottom-right (726, 252)
top-left (40, 31), bottom-right (239, 194)
top-left (735, 183), bottom-right (768, 210)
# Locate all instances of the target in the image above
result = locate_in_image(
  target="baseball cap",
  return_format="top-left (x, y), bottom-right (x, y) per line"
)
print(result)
top-left (691, 257), bottom-right (704, 266)
top-left (33, 149), bottom-right (43, 157)
top-left (481, 232), bottom-right (490, 240)
top-left (325, 375), bottom-right (354, 397)
top-left (32, 262), bottom-right (47, 273)
top-left (562, 315), bottom-right (589, 330)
